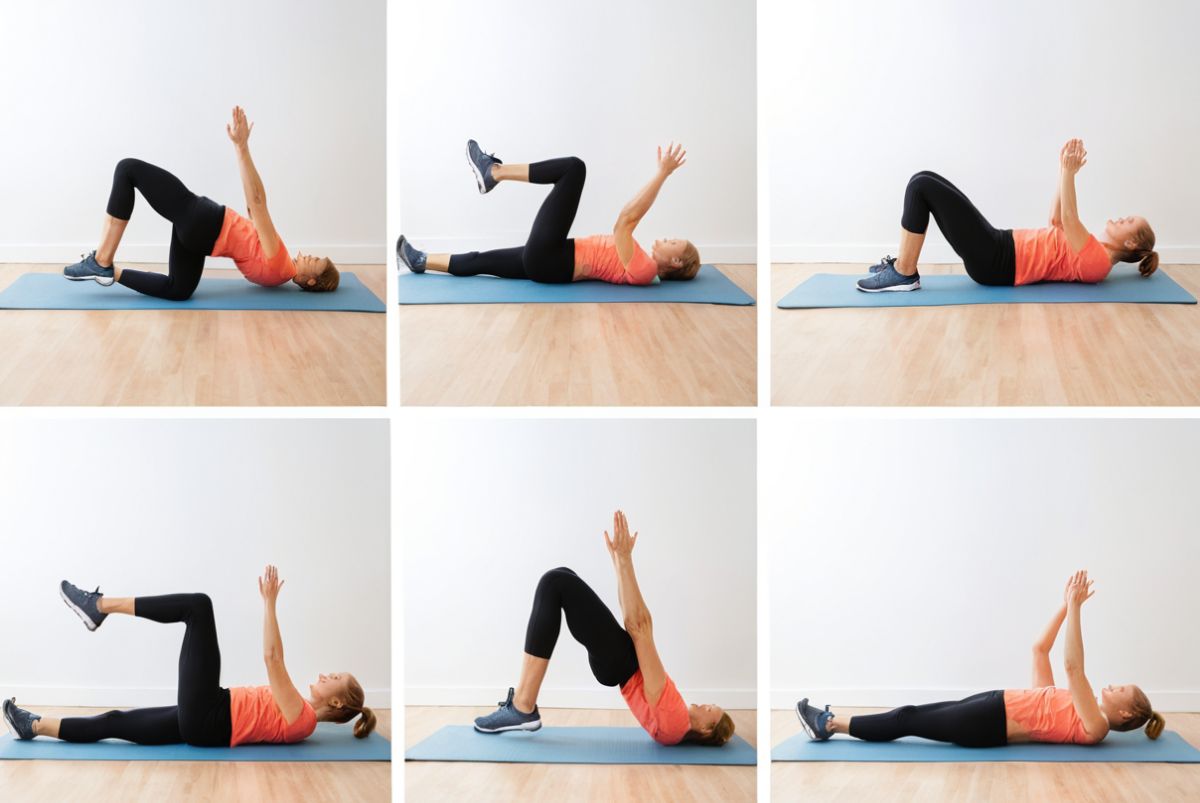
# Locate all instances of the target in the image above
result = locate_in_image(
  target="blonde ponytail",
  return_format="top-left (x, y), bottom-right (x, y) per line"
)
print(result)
top-left (353, 706), bottom-right (377, 739)
top-left (1144, 711), bottom-right (1165, 741)
top-left (1138, 250), bottom-right (1159, 277)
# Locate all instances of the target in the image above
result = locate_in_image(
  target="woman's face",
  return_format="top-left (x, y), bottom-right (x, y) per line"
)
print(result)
top-left (292, 252), bottom-right (328, 287)
top-left (1104, 216), bottom-right (1146, 248)
top-left (1100, 683), bottom-right (1138, 720)
top-left (688, 702), bottom-right (724, 733)
top-left (651, 238), bottom-right (688, 268)
top-left (310, 671), bottom-right (353, 704)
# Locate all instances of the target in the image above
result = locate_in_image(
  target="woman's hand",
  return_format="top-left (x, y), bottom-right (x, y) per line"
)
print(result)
top-left (226, 105), bottom-right (254, 148)
top-left (1060, 138), bottom-right (1087, 175)
top-left (258, 564), bottom-right (284, 604)
top-left (656, 142), bottom-right (687, 176)
top-left (1065, 569), bottom-right (1095, 608)
top-left (603, 510), bottom-right (639, 561)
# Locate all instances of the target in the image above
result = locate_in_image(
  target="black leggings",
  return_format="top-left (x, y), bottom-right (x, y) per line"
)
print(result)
top-left (524, 567), bottom-right (639, 687)
top-left (58, 594), bottom-right (232, 747)
top-left (901, 171), bottom-right (1016, 286)
top-left (848, 690), bottom-right (1007, 748)
top-left (448, 157), bottom-right (585, 284)
top-left (107, 158), bottom-right (226, 301)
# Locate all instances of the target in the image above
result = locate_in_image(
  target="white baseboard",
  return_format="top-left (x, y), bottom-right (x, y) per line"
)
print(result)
top-left (6, 685), bottom-right (391, 709)
top-left (408, 685), bottom-right (756, 710)
top-left (771, 243), bottom-right (1200, 265)
top-left (402, 237), bottom-right (756, 265)
top-left (772, 687), bottom-right (1200, 713)
top-left (0, 243), bottom-right (385, 265)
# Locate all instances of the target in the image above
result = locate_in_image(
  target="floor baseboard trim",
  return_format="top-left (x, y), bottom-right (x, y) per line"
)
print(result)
top-left (771, 687), bottom-right (1200, 712)
top-left (408, 686), bottom-right (756, 709)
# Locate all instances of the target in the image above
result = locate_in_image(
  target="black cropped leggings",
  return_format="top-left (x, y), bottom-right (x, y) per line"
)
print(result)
top-left (107, 158), bottom-right (226, 301)
top-left (524, 567), bottom-right (639, 687)
top-left (901, 171), bottom-right (1016, 286)
top-left (58, 593), bottom-right (232, 747)
top-left (848, 690), bottom-right (1008, 748)
top-left (448, 157), bottom-right (585, 284)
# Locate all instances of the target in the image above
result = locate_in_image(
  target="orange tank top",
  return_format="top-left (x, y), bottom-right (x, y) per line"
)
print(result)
top-left (1012, 227), bottom-right (1111, 285)
top-left (620, 670), bottom-right (690, 746)
top-left (573, 235), bottom-right (658, 285)
top-left (1004, 687), bottom-right (1098, 745)
top-left (210, 207), bottom-right (297, 287)
top-left (228, 686), bottom-right (318, 747)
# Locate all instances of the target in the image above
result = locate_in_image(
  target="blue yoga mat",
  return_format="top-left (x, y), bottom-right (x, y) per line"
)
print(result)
top-left (777, 265), bottom-right (1196, 309)
top-left (397, 265), bottom-right (755, 306)
top-left (406, 725), bottom-right (756, 765)
top-left (772, 730), bottom-right (1200, 763)
top-left (0, 272), bottom-right (385, 312)
top-left (0, 723), bottom-right (390, 762)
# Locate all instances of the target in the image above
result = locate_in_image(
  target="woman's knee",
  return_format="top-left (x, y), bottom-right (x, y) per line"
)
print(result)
top-left (536, 567), bottom-right (577, 592)
top-left (115, 158), bottom-right (144, 178)
top-left (183, 593), bottom-right (213, 614)
top-left (564, 156), bottom-right (586, 178)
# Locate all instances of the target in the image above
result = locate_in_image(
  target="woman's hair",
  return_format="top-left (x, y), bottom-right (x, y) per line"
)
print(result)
top-left (661, 242), bottom-right (701, 281)
top-left (1110, 686), bottom-right (1165, 739)
top-left (682, 711), bottom-right (735, 747)
top-left (1112, 220), bottom-right (1159, 277)
top-left (325, 674), bottom-right (377, 738)
top-left (300, 259), bottom-right (341, 292)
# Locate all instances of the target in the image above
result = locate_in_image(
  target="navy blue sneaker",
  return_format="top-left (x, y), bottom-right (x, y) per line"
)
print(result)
top-left (3, 698), bottom-right (40, 740)
top-left (856, 262), bottom-right (920, 292)
top-left (473, 688), bottom-right (541, 733)
top-left (868, 254), bottom-right (897, 274)
top-left (396, 236), bottom-right (427, 274)
top-left (466, 139), bottom-right (502, 194)
top-left (60, 580), bottom-right (107, 632)
top-left (795, 698), bottom-right (834, 741)
top-left (63, 251), bottom-right (115, 286)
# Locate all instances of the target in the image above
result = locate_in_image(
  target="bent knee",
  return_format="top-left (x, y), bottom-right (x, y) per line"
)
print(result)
top-left (115, 157), bottom-right (143, 176)
top-left (185, 593), bottom-right (213, 611)
top-left (907, 171), bottom-right (937, 187)
top-left (565, 156), bottom-right (586, 177)
top-left (537, 567), bottom-right (577, 588)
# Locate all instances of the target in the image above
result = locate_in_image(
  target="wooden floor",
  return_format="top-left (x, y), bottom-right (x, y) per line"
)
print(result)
top-left (406, 706), bottom-right (756, 802)
top-left (0, 264), bottom-right (386, 406)
top-left (771, 708), bottom-right (1200, 802)
top-left (772, 263), bottom-right (1200, 406)
top-left (399, 265), bottom-right (756, 406)
top-left (0, 706), bottom-right (391, 803)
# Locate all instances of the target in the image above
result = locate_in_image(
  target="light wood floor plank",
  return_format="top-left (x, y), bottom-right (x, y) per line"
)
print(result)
top-left (0, 264), bottom-right (386, 406)
top-left (400, 265), bottom-right (756, 406)
top-left (772, 263), bottom-right (1200, 406)
top-left (406, 706), bottom-right (756, 802)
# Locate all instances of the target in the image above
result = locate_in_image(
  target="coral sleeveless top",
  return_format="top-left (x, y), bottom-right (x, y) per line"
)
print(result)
top-left (1004, 687), bottom-right (1099, 745)
top-left (1012, 227), bottom-right (1111, 285)
top-left (620, 670), bottom-right (690, 745)
top-left (574, 235), bottom-right (658, 285)
top-left (210, 207), bottom-right (297, 287)
top-left (228, 686), bottom-right (317, 747)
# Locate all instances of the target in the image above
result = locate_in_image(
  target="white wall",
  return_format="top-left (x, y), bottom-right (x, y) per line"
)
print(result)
top-left (402, 419), bottom-right (756, 709)
top-left (0, 420), bottom-right (391, 707)
top-left (392, 0), bottom-right (757, 264)
top-left (764, 0), bottom-right (1200, 263)
top-left (0, 0), bottom-right (385, 264)
top-left (768, 418), bottom-right (1200, 711)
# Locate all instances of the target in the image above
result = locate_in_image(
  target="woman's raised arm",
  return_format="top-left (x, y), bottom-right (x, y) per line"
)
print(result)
top-left (1057, 139), bottom-right (1091, 253)
top-left (226, 106), bottom-right (283, 259)
top-left (604, 510), bottom-right (669, 705)
top-left (1062, 570), bottom-right (1109, 742)
top-left (612, 144), bottom-right (686, 269)
top-left (258, 565), bottom-right (306, 725)
top-left (1031, 580), bottom-right (1071, 687)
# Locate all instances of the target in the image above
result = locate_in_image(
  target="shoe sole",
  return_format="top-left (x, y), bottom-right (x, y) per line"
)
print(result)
top-left (60, 586), bottom-right (100, 632)
top-left (856, 280), bottom-right (921, 293)
top-left (64, 274), bottom-right (115, 286)
top-left (465, 142), bottom-right (491, 195)
top-left (795, 701), bottom-right (818, 740)
top-left (473, 719), bottom-right (542, 734)
top-left (2, 702), bottom-right (30, 741)
top-left (395, 235), bottom-right (423, 274)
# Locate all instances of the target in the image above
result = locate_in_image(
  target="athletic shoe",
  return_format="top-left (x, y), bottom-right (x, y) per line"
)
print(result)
top-left (465, 139), bottom-right (502, 194)
top-left (795, 698), bottom-right (834, 741)
top-left (3, 698), bottom-right (40, 740)
top-left (396, 235), bottom-right (427, 274)
top-left (868, 254), bottom-right (897, 274)
top-left (63, 251), bottom-right (115, 286)
top-left (60, 580), bottom-right (107, 632)
top-left (473, 687), bottom-right (542, 733)
top-left (856, 262), bottom-right (920, 292)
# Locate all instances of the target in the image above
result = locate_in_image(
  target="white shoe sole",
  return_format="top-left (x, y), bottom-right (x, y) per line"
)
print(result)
top-left (60, 586), bottom-right (100, 631)
top-left (474, 719), bottom-right (542, 734)
top-left (466, 142), bottom-right (489, 194)
top-left (795, 702), bottom-right (818, 739)
top-left (64, 274), bottom-right (114, 287)
top-left (2, 706), bottom-right (18, 739)
top-left (856, 280), bottom-right (921, 293)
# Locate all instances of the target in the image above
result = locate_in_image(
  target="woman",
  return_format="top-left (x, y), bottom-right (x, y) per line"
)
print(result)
top-left (3, 566), bottom-right (375, 747)
top-left (796, 570), bottom-right (1165, 747)
top-left (473, 511), bottom-right (734, 747)
top-left (396, 140), bottom-right (701, 284)
top-left (857, 139), bottom-right (1159, 292)
top-left (62, 107), bottom-right (339, 300)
